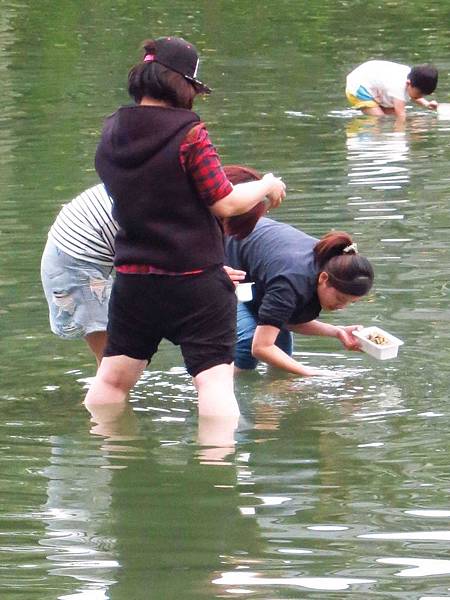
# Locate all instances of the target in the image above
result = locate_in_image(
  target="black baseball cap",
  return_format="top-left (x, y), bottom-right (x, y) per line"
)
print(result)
top-left (150, 36), bottom-right (212, 94)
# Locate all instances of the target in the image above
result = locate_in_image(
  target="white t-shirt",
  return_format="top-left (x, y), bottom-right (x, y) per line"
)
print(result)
top-left (346, 60), bottom-right (410, 108)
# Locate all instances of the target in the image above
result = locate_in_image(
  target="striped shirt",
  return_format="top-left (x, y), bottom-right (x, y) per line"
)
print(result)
top-left (48, 184), bottom-right (118, 266)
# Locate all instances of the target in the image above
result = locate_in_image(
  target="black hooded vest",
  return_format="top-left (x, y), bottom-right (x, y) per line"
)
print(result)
top-left (95, 105), bottom-right (225, 271)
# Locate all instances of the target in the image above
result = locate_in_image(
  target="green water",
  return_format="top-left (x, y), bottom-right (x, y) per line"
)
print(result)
top-left (1, 1), bottom-right (450, 598)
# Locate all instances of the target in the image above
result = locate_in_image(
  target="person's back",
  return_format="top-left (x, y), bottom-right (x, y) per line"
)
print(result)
top-left (49, 183), bottom-right (117, 266)
top-left (225, 217), bottom-right (317, 282)
top-left (225, 217), bottom-right (320, 326)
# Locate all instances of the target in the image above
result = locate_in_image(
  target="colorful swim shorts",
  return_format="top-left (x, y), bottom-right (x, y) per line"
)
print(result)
top-left (346, 85), bottom-right (379, 109)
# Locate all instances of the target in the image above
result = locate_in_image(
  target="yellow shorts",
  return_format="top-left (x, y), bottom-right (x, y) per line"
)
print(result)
top-left (346, 89), bottom-right (379, 110)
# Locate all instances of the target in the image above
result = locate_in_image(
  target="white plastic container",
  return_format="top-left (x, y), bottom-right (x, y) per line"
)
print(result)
top-left (353, 326), bottom-right (404, 360)
top-left (438, 103), bottom-right (450, 120)
top-left (236, 282), bottom-right (254, 302)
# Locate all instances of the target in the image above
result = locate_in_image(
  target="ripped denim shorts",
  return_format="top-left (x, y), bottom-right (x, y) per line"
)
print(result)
top-left (40, 238), bottom-right (114, 339)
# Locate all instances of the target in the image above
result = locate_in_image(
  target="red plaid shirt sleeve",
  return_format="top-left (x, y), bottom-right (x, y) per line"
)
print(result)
top-left (179, 124), bottom-right (233, 205)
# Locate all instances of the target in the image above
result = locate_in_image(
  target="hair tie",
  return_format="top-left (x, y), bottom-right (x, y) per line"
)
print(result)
top-left (343, 242), bottom-right (358, 254)
top-left (144, 54), bottom-right (155, 62)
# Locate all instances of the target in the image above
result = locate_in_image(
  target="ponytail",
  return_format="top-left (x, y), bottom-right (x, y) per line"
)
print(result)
top-left (314, 231), bottom-right (374, 296)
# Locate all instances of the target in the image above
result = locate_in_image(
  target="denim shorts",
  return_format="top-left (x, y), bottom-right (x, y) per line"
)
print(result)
top-left (40, 238), bottom-right (114, 339)
top-left (235, 301), bottom-right (294, 370)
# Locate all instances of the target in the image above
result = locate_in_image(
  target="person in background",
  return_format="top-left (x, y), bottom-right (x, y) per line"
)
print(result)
top-left (41, 184), bottom-right (117, 366)
top-left (84, 36), bottom-right (286, 417)
top-left (224, 169), bottom-right (374, 376)
top-left (346, 60), bottom-right (438, 120)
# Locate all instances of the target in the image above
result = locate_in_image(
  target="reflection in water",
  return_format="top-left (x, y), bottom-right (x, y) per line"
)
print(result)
top-left (346, 117), bottom-right (410, 196)
top-left (39, 403), bottom-right (143, 598)
top-left (197, 414), bottom-right (240, 463)
top-left (41, 435), bottom-right (119, 599)
top-left (213, 571), bottom-right (375, 592)
top-left (87, 402), bottom-right (140, 441)
top-left (377, 557), bottom-right (450, 577)
top-left (6, 359), bottom-right (450, 599)
top-left (361, 531), bottom-right (450, 541)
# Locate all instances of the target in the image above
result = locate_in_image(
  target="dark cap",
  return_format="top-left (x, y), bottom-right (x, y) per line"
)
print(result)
top-left (150, 36), bottom-right (211, 94)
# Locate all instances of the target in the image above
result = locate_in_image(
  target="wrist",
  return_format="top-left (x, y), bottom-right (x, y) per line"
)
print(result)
top-left (334, 325), bottom-right (344, 339)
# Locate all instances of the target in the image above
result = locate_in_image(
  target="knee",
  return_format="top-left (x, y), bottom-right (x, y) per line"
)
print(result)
top-left (96, 362), bottom-right (140, 392)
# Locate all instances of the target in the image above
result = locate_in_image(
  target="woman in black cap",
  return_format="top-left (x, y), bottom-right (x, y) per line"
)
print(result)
top-left (85, 37), bottom-right (286, 417)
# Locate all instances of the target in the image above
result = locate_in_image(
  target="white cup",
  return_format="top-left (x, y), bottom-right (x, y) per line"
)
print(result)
top-left (236, 282), bottom-right (254, 302)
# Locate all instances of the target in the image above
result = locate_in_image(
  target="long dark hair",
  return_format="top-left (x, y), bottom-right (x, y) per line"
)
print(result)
top-left (128, 40), bottom-right (197, 108)
top-left (314, 231), bottom-right (374, 296)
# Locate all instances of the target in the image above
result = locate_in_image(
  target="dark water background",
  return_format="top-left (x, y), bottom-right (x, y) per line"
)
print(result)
top-left (1, 1), bottom-right (450, 598)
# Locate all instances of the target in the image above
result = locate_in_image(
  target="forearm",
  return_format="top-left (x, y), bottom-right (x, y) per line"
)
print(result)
top-left (291, 320), bottom-right (339, 338)
top-left (392, 99), bottom-right (406, 119)
top-left (210, 180), bottom-right (272, 218)
top-left (414, 97), bottom-right (436, 110)
top-left (252, 342), bottom-right (317, 376)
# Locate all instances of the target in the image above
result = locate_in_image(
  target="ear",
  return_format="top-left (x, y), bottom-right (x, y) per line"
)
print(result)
top-left (318, 271), bottom-right (329, 285)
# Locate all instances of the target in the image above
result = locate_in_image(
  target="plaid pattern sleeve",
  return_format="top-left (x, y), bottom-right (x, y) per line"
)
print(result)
top-left (179, 124), bottom-right (233, 205)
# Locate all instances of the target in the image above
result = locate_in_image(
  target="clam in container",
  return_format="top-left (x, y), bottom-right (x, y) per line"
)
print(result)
top-left (353, 326), bottom-right (404, 360)
top-left (236, 282), bottom-right (254, 302)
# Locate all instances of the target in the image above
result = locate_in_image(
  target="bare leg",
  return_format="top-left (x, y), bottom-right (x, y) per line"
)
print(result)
top-left (362, 106), bottom-right (386, 116)
top-left (197, 413), bottom-right (240, 461)
top-left (86, 401), bottom-right (139, 439)
top-left (84, 355), bottom-right (146, 407)
top-left (85, 331), bottom-right (108, 366)
top-left (194, 363), bottom-right (240, 417)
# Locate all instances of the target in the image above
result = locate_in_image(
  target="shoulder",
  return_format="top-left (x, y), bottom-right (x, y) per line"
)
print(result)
top-left (182, 121), bottom-right (209, 145)
top-left (74, 184), bottom-right (111, 205)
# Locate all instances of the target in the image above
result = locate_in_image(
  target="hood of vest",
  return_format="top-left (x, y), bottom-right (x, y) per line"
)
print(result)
top-left (97, 105), bottom-right (200, 169)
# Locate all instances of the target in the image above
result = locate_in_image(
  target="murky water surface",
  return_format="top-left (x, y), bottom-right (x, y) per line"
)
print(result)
top-left (1, 1), bottom-right (450, 598)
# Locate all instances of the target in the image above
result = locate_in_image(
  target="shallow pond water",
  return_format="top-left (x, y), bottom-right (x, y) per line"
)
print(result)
top-left (1, 1), bottom-right (450, 598)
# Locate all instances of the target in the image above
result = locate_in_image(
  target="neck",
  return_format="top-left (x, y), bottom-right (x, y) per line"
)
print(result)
top-left (139, 97), bottom-right (171, 108)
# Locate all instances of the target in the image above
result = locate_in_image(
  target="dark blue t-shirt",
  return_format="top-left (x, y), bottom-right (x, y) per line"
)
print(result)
top-left (225, 218), bottom-right (322, 329)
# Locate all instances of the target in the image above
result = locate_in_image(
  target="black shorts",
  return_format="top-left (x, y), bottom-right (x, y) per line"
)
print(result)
top-left (104, 266), bottom-right (237, 377)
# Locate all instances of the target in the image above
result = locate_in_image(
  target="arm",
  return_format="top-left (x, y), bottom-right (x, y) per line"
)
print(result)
top-left (392, 98), bottom-right (407, 119)
top-left (181, 124), bottom-right (286, 218)
top-left (251, 324), bottom-right (327, 376)
top-left (223, 265), bottom-right (246, 286)
top-left (413, 97), bottom-right (438, 110)
top-left (210, 174), bottom-right (286, 219)
top-left (290, 320), bottom-right (362, 351)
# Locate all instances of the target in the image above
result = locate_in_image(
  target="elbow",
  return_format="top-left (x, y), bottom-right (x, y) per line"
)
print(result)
top-left (251, 341), bottom-right (266, 361)
top-left (210, 200), bottom-right (234, 219)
